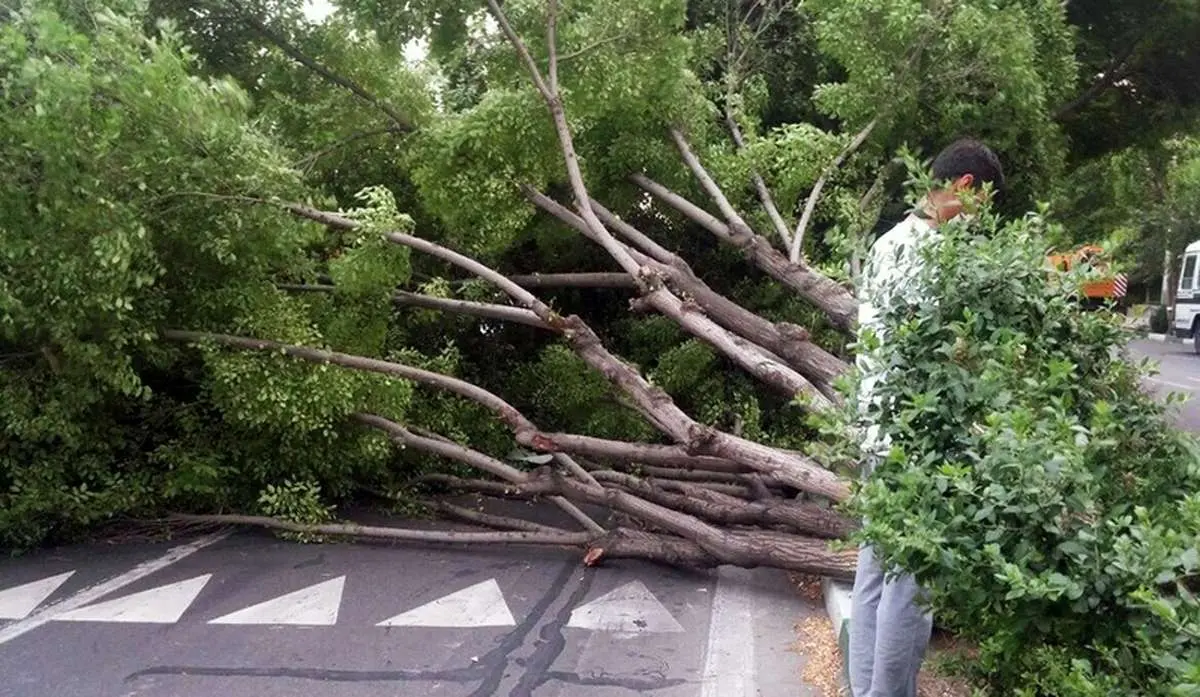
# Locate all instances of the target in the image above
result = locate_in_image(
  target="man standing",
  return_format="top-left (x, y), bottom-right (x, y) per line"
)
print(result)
top-left (848, 138), bottom-right (1005, 697)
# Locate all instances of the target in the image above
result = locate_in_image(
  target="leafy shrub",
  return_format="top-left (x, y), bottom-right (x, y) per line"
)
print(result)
top-left (1150, 305), bottom-right (1169, 335)
top-left (839, 199), bottom-right (1200, 695)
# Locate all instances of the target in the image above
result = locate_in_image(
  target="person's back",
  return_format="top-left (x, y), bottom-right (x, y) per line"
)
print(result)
top-left (848, 138), bottom-right (1005, 697)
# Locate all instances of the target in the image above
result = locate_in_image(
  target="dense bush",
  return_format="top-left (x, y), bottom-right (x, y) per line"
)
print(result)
top-left (844, 192), bottom-right (1200, 695)
top-left (1150, 304), bottom-right (1170, 335)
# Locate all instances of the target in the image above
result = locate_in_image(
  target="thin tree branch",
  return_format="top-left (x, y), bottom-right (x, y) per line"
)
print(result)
top-left (506, 272), bottom-right (636, 289)
top-left (278, 283), bottom-right (550, 329)
top-left (724, 105), bottom-right (793, 249)
top-left (352, 414), bottom-right (605, 532)
top-left (171, 513), bottom-right (592, 546)
top-left (431, 501), bottom-right (569, 534)
top-left (789, 117), bottom-right (878, 263)
top-left (546, 0), bottom-right (560, 94)
top-left (670, 128), bottom-right (757, 239)
top-left (236, 11), bottom-right (413, 131)
top-left (393, 291), bottom-right (550, 329)
top-left (293, 126), bottom-right (409, 168)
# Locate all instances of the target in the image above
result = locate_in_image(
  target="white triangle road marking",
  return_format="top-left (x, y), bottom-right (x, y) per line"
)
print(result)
top-left (567, 580), bottom-right (685, 634)
top-left (53, 574), bottom-right (212, 624)
top-left (209, 576), bottom-right (345, 625)
top-left (0, 571), bottom-right (76, 620)
top-left (376, 578), bottom-right (516, 627)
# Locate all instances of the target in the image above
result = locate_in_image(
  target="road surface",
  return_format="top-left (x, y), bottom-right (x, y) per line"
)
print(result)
top-left (0, 525), bottom-right (823, 697)
top-left (1129, 339), bottom-right (1200, 431)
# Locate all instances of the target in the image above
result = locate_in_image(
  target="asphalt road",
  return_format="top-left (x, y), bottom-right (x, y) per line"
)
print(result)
top-left (0, 527), bottom-right (823, 697)
top-left (1128, 338), bottom-right (1200, 431)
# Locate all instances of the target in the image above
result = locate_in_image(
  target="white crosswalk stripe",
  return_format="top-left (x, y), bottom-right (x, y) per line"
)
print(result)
top-left (0, 571), bottom-right (75, 620)
top-left (1, 567), bottom-right (685, 635)
top-left (54, 574), bottom-right (212, 624)
top-left (567, 580), bottom-right (684, 634)
top-left (376, 578), bottom-right (516, 628)
top-left (209, 576), bottom-right (345, 626)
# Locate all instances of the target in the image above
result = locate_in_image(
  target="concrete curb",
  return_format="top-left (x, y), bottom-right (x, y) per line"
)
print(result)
top-left (821, 577), bottom-right (854, 687)
top-left (1145, 333), bottom-right (1195, 345)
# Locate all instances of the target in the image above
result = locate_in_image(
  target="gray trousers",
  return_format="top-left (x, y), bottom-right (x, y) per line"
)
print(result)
top-left (847, 543), bottom-right (933, 697)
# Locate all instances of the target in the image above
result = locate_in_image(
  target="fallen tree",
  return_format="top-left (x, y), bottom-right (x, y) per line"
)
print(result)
top-left (0, 0), bottom-right (1085, 580)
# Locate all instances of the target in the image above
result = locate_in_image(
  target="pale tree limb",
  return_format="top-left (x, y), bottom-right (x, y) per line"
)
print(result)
top-left (392, 291), bottom-right (549, 329)
top-left (789, 118), bottom-right (878, 263)
top-left (631, 174), bottom-right (857, 332)
top-left (506, 272), bottom-right (635, 289)
top-left (670, 128), bottom-right (757, 241)
top-left (351, 414), bottom-right (605, 533)
top-left (278, 283), bottom-right (549, 329)
top-left (171, 513), bottom-right (592, 546)
top-left (430, 501), bottom-right (569, 534)
top-left (724, 105), bottom-right (794, 249)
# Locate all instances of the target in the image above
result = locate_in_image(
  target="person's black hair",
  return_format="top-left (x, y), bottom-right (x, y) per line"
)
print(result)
top-left (931, 138), bottom-right (1005, 194)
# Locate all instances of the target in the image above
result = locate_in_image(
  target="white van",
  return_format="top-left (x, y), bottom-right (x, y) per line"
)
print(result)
top-left (1173, 239), bottom-right (1200, 350)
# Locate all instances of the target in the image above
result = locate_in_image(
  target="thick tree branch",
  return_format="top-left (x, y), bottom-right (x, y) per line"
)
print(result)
top-left (790, 118), bottom-right (878, 263)
top-left (596, 472), bottom-right (854, 539)
top-left (632, 174), bottom-right (857, 332)
top-left (543, 193), bottom-right (847, 397)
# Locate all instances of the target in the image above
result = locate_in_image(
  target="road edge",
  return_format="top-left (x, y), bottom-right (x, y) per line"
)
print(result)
top-left (820, 577), bottom-right (853, 688)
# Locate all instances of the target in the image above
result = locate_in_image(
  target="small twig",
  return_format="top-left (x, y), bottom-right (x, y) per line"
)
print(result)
top-left (558, 34), bottom-right (629, 62)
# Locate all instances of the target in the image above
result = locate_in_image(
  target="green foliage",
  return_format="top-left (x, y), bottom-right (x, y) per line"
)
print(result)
top-left (834, 186), bottom-right (1200, 694)
top-left (258, 479), bottom-right (335, 542)
top-left (1151, 306), bottom-right (1170, 335)
top-left (0, 3), bottom-right (413, 549)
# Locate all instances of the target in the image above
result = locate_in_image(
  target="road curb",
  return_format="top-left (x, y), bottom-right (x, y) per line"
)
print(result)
top-left (821, 577), bottom-right (853, 687)
top-left (1144, 332), bottom-right (1196, 345)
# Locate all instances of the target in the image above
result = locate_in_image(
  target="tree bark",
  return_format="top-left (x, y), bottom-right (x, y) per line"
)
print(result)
top-left (507, 272), bottom-right (636, 289)
top-left (631, 173), bottom-right (857, 332)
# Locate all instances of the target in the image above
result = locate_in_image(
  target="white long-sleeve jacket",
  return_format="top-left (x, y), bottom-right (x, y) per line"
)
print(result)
top-left (855, 213), bottom-right (938, 470)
